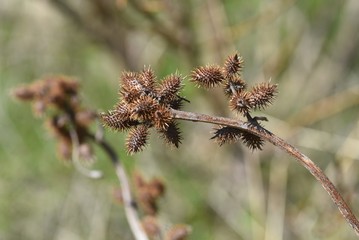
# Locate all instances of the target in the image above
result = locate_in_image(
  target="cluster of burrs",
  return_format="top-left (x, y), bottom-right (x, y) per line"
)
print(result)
top-left (101, 68), bottom-right (185, 154)
top-left (191, 53), bottom-right (278, 150)
top-left (101, 52), bottom-right (277, 153)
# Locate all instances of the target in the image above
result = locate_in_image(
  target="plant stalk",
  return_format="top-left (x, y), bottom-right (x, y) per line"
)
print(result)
top-left (171, 109), bottom-right (359, 236)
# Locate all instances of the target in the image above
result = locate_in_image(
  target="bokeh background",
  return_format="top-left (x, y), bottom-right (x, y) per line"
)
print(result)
top-left (1, 0), bottom-right (359, 239)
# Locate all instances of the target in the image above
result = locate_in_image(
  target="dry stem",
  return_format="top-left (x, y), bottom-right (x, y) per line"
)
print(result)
top-left (171, 109), bottom-right (359, 236)
top-left (88, 133), bottom-right (149, 240)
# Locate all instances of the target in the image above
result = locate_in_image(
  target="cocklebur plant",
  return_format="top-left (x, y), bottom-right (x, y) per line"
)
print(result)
top-left (13, 52), bottom-right (359, 239)
top-left (101, 52), bottom-right (359, 237)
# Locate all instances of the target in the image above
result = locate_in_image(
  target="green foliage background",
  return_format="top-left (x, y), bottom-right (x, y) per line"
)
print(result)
top-left (1, 0), bottom-right (359, 239)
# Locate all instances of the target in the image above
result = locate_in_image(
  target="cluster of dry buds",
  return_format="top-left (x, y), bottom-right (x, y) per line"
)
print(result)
top-left (13, 76), bottom-right (97, 161)
top-left (101, 52), bottom-right (277, 153)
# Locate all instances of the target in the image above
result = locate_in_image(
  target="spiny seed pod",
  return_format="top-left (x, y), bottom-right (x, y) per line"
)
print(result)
top-left (153, 105), bottom-right (173, 130)
top-left (120, 71), bottom-right (140, 91)
top-left (115, 101), bottom-right (132, 118)
top-left (249, 82), bottom-right (278, 110)
top-left (157, 73), bottom-right (182, 102)
top-left (229, 91), bottom-right (253, 115)
top-left (126, 125), bottom-right (149, 154)
top-left (139, 66), bottom-right (156, 90)
top-left (211, 126), bottom-right (243, 146)
top-left (190, 65), bottom-right (224, 88)
top-left (223, 76), bottom-right (247, 97)
top-left (130, 95), bottom-right (159, 121)
top-left (119, 88), bottom-right (143, 104)
top-left (168, 97), bottom-right (184, 110)
top-left (223, 53), bottom-right (243, 78)
top-left (240, 132), bottom-right (264, 150)
top-left (158, 122), bottom-right (182, 148)
top-left (101, 110), bottom-right (138, 131)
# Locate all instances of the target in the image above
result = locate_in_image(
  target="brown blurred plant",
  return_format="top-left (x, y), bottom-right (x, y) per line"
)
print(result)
top-left (13, 76), bottom-right (97, 161)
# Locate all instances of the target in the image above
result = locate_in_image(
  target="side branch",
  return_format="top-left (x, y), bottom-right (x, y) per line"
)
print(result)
top-left (171, 109), bottom-right (359, 236)
top-left (88, 133), bottom-right (149, 240)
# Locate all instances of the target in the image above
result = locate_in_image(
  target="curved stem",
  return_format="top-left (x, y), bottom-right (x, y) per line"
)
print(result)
top-left (69, 129), bottom-right (103, 179)
top-left (88, 133), bottom-right (149, 240)
top-left (171, 109), bottom-right (359, 236)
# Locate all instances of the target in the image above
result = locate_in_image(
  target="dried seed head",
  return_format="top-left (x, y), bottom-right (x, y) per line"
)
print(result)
top-left (148, 178), bottom-right (166, 198)
top-left (211, 126), bottom-right (243, 146)
top-left (164, 224), bottom-right (192, 240)
top-left (57, 77), bottom-right (79, 96)
top-left (157, 73), bottom-right (183, 103)
top-left (223, 53), bottom-right (244, 78)
top-left (250, 82), bottom-right (278, 110)
top-left (240, 132), bottom-right (264, 150)
top-left (190, 65), bottom-right (224, 88)
top-left (133, 172), bottom-right (165, 215)
top-left (126, 125), bottom-right (149, 154)
top-left (75, 110), bottom-right (97, 127)
top-left (13, 76), bottom-right (80, 115)
top-left (223, 76), bottom-right (247, 97)
top-left (229, 91), bottom-right (253, 115)
top-left (12, 86), bottom-right (36, 101)
top-left (158, 122), bottom-right (182, 148)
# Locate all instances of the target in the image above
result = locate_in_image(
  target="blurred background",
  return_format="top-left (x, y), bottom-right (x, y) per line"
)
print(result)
top-left (1, 0), bottom-right (359, 239)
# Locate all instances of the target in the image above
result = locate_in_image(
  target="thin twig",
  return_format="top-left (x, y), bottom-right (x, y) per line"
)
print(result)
top-left (171, 109), bottom-right (359, 236)
top-left (87, 133), bottom-right (149, 240)
top-left (69, 128), bottom-right (103, 179)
